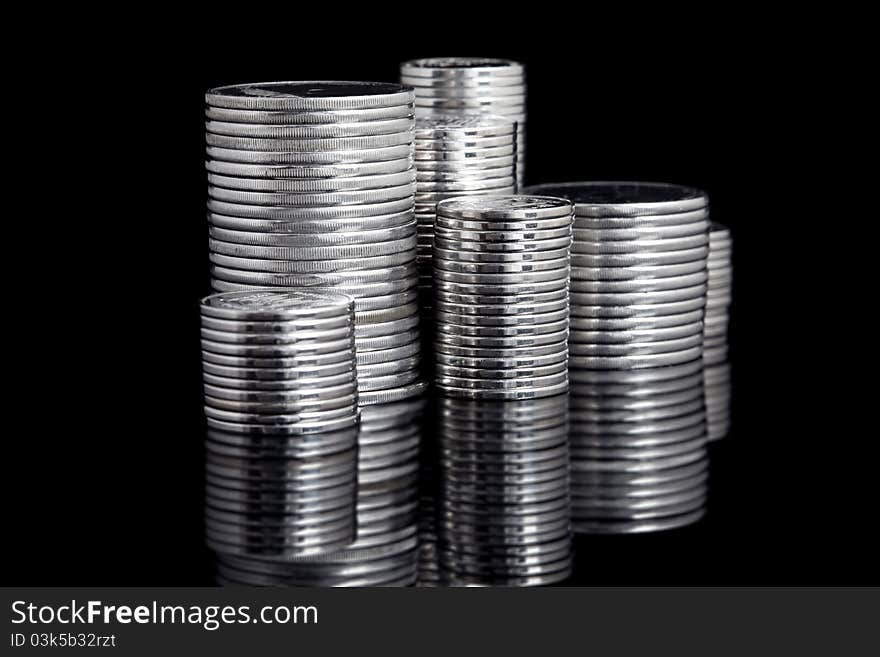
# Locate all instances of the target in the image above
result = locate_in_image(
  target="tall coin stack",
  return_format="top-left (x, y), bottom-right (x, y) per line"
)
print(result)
top-left (704, 223), bottom-right (732, 441)
top-left (432, 196), bottom-right (573, 400)
top-left (525, 182), bottom-right (711, 533)
top-left (414, 115), bottom-right (518, 354)
top-left (401, 58), bottom-right (526, 188)
top-left (435, 394), bottom-right (573, 586)
top-left (216, 392), bottom-right (427, 586)
top-left (200, 290), bottom-right (360, 561)
top-left (204, 82), bottom-right (422, 401)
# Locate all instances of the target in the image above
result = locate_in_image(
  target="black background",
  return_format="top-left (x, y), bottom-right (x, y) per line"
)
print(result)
top-left (4, 24), bottom-right (874, 586)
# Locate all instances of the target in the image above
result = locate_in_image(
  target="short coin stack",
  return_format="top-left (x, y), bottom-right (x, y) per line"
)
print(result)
top-left (704, 223), bottom-right (732, 441)
top-left (401, 58), bottom-right (526, 188)
top-left (432, 196), bottom-right (573, 400)
top-left (216, 392), bottom-right (427, 586)
top-left (435, 394), bottom-right (573, 586)
top-left (200, 290), bottom-right (359, 560)
top-left (525, 182), bottom-right (711, 533)
top-left (414, 114), bottom-right (518, 359)
top-left (204, 81), bottom-right (422, 401)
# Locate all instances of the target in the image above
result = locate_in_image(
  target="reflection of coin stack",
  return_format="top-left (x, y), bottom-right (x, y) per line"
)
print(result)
top-left (216, 392), bottom-right (427, 586)
top-left (200, 290), bottom-right (360, 562)
top-left (435, 394), bottom-right (572, 586)
top-left (525, 182), bottom-right (711, 533)
top-left (401, 58), bottom-right (526, 188)
top-left (414, 115), bottom-right (517, 366)
top-left (704, 223), bottom-right (732, 441)
top-left (432, 196), bottom-right (573, 399)
top-left (204, 82), bottom-right (422, 401)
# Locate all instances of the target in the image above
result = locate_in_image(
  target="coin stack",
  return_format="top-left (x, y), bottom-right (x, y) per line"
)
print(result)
top-left (216, 391), bottom-right (427, 586)
top-left (525, 182), bottom-right (711, 533)
top-left (435, 394), bottom-right (573, 586)
top-left (414, 114), bottom-right (517, 362)
top-left (204, 81), bottom-right (422, 401)
top-left (704, 223), bottom-right (732, 441)
top-left (432, 196), bottom-right (573, 400)
top-left (401, 58), bottom-right (526, 187)
top-left (200, 290), bottom-right (360, 560)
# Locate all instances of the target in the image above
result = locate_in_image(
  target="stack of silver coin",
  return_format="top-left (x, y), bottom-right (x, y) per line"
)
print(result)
top-left (432, 196), bottom-right (573, 400)
top-left (525, 182), bottom-right (711, 533)
top-left (414, 114), bottom-right (518, 361)
top-left (200, 290), bottom-right (360, 560)
top-left (204, 81), bottom-right (422, 401)
top-left (704, 223), bottom-right (732, 441)
top-left (435, 394), bottom-right (573, 586)
top-left (216, 390), bottom-right (427, 586)
top-left (401, 58), bottom-right (526, 188)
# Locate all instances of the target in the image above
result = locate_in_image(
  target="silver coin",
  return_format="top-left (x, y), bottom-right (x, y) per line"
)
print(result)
top-left (414, 114), bottom-right (516, 137)
top-left (435, 308), bottom-right (568, 327)
top-left (205, 156), bottom-right (413, 180)
top-left (571, 508), bottom-right (705, 534)
top-left (434, 225), bottom-right (572, 244)
top-left (436, 370), bottom-right (568, 391)
top-left (200, 333), bottom-right (354, 356)
top-left (572, 233), bottom-right (708, 255)
top-left (200, 324), bottom-right (353, 345)
top-left (413, 154), bottom-right (516, 172)
top-left (200, 313), bottom-right (352, 334)
top-left (205, 129), bottom-right (416, 153)
top-left (206, 169), bottom-right (416, 193)
top-left (569, 270), bottom-right (707, 292)
top-left (568, 346), bottom-right (703, 370)
top-left (415, 177), bottom-right (517, 192)
top-left (571, 208), bottom-right (709, 230)
top-left (435, 235), bottom-right (572, 253)
top-left (209, 249), bottom-right (414, 273)
top-left (207, 195), bottom-right (414, 220)
top-left (201, 349), bottom-right (353, 371)
top-left (572, 221), bottom-right (708, 242)
top-left (571, 259), bottom-right (707, 281)
top-left (435, 257), bottom-right (570, 277)
top-left (413, 145), bottom-right (516, 161)
top-left (209, 236), bottom-right (417, 260)
top-left (203, 383), bottom-right (357, 407)
top-left (568, 309), bottom-right (704, 331)
top-left (434, 214), bottom-right (573, 232)
top-left (206, 143), bottom-right (414, 165)
top-left (570, 283), bottom-right (707, 306)
top-left (569, 333), bottom-right (703, 356)
top-left (569, 296), bottom-right (706, 319)
top-left (205, 103), bottom-right (415, 124)
top-left (210, 264), bottom-right (415, 290)
top-left (401, 57), bottom-right (524, 78)
top-left (433, 245), bottom-right (570, 263)
top-left (206, 117), bottom-right (414, 139)
top-left (434, 279), bottom-right (568, 298)
top-left (433, 267), bottom-right (569, 286)
top-left (570, 322), bottom-right (704, 346)
top-left (207, 183), bottom-right (415, 206)
top-left (435, 340), bottom-right (568, 360)
top-left (524, 182), bottom-right (708, 217)
top-left (355, 339), bottom-right (421, 367)
top-left (437, 320), bottom-right (568, 341)
top-left (200, 289), bottom-right (352, 321)
top-left (435, 361), bottom-right (567, 380)
top-left (206, 82), bottom-right (415, 111)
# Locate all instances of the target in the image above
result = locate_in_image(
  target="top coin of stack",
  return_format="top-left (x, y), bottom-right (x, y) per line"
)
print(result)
top-left (432, 195), bottom-right (573, 400)
top-left (204, 82), bottom-right (422, 402)
top-left (401, 58), bottom-right (526, 188)
top-left (199, 289), bottom-right (360, 559)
